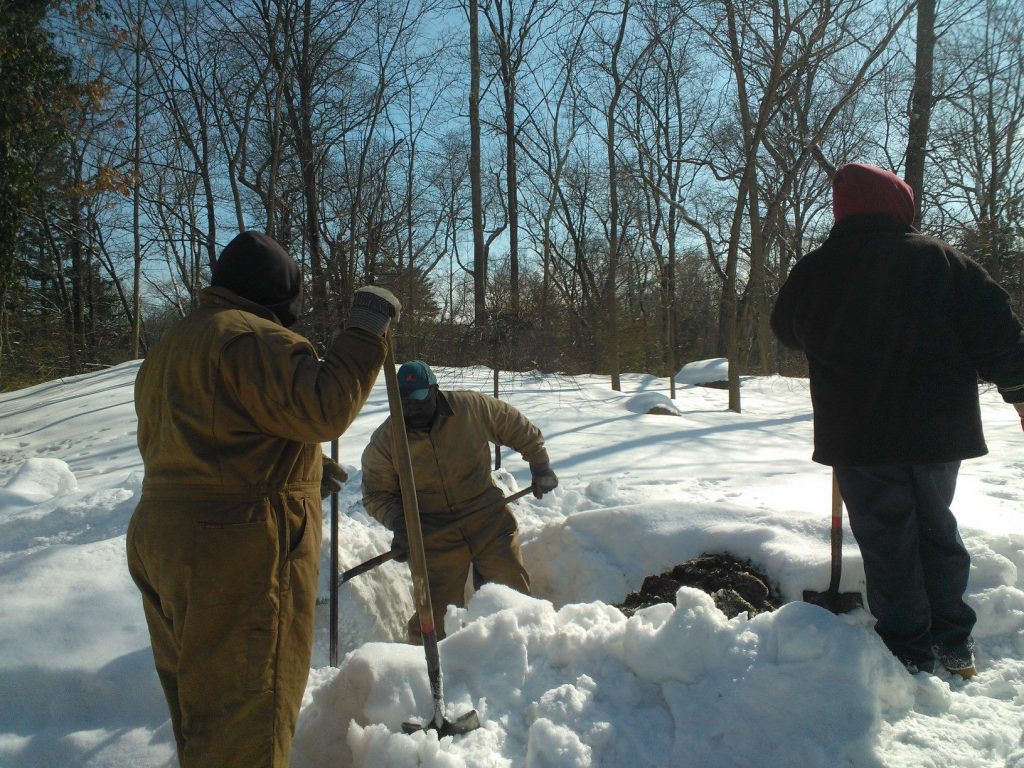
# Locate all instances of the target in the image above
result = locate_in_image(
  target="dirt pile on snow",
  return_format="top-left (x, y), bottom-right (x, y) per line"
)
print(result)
top-left (617, 552), bottom-right (782, 618)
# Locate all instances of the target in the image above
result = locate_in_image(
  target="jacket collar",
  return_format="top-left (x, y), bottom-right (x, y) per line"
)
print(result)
top-left (200, 286), bottom-right (282, 325)
top-left (436, 390), bottom-right (455, 419)
top-left (827, 213), bottom-right (915, 241)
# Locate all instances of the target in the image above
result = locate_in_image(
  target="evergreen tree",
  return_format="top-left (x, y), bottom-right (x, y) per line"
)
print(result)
top-left (0, 1), bottom-right (99, 375)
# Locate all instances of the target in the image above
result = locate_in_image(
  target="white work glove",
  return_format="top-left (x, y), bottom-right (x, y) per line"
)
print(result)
top-left (345, 286), bottom-right (401, 336)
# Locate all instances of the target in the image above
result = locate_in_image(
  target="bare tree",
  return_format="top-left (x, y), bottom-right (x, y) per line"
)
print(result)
top-left (623, 2), bottom-right (707, 397)
top-left (584, 0), bottom-right (673, 390)
top-left (481, 0), bottom-right (556, 316)
top-left (932, 0), bottom-right (1024, 310)
top-left (468, 0), bottom-right (488, 323)
top-left (686, 0), bottom-right (917, 410)
top-left (904, 0), bottom-right (936, 224)
top-left (517, 7), bottom-right (589, 322)
top-left (146, 0), bottom-right (222, 278)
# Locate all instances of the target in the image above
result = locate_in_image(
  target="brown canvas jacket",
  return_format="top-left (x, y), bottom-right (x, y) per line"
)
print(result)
top-left (130, 286), bottom-right (385, 764)
top-left (361, 390), bottom-right (549, 529)
top-left (135, 286), bottom-right (386, 502)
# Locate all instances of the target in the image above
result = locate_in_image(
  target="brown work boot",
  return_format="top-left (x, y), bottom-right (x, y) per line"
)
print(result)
top-left (934, 638), bottom-right (977, 679)
top-left (947, 664), bottom-right (977, 679)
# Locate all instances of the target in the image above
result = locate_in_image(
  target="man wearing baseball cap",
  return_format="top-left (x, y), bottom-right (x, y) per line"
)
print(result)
top-left (361, 359), bottom-right (558, 642)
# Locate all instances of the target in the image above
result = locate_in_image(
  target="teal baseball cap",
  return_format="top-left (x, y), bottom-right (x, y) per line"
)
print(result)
top-left (397, 360), bottom-right (437, 400)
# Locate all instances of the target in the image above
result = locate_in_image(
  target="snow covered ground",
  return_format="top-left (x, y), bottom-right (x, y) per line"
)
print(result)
top-left (1, 359), bottom-right (1022, 768)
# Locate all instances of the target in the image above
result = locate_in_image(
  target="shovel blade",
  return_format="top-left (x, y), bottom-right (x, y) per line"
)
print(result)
top-left (401, 709), bottom-right (481, 738)
top-left (439, 709), bottom-right (481, 737)
top-left (803, 588), bottom-right (863, 614)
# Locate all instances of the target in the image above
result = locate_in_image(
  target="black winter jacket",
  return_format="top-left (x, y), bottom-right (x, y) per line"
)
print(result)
top-left (771, 214), bottom-right (1024, 466)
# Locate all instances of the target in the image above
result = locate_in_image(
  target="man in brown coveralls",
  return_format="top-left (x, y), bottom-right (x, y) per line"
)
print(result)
top-left (127, 230), bottom-right (400, 767)
top-left (360, 360), bottom-right (558, 643)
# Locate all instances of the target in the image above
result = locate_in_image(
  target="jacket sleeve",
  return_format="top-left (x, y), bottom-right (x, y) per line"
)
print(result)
top-left (770, 262), bottom-right (806, 351)
top-left (223, 324), bottom-right (387, 443)
top-left (360, 423), bottom-right (404, 529)
top-left (472, 392), bottom-right (550, 466)
top-left (950, 253), bottom-right (1024, 403)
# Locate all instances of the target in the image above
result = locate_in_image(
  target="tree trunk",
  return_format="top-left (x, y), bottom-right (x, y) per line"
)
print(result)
top-left (132, 5), bottom-right (144, 358)
top-left (746, 182), bottom-right (772, 374)
top-left (666, 214), bottom-right (677, 399)
top-left (904, 0), bottom-right (936, 226)
top-left (299, 0), bottom-right (324, 339)
top-left (505, 80), bottom-right (520, 316)
top-left (469, 0), bottom-right (486, 324)
top-left (604, 0), bottom-right (632, 393)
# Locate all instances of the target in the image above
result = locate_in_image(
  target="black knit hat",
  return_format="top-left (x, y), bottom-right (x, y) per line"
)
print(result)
top-left (212, 231), bottom-right (302, 326)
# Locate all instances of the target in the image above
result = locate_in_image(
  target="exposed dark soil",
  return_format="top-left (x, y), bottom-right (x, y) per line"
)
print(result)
top-left (616, 552), bottom-right (783, 618)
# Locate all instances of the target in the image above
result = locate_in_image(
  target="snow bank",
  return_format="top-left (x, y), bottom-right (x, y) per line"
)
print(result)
top-left (625, 392), bottom-right (682, 416)
top-left (292, 583), bottom-right (912, 768)
top-left (675, 358), bottom-right (729, 386)
top-left (1, 458), bottom-right (78, 505)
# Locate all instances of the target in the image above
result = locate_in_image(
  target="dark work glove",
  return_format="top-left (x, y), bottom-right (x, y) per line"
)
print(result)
top-left (530, 461), bottom-right (559, 499)
top-left (345, 286), bottom-right (401, 337)
top-left (320, 456), bottom-right (348, 499)
top-left (389, 515), bottom-right (409, 563)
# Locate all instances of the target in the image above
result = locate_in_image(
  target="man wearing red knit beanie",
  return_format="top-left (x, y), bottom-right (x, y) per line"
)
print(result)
top-left (771, 162), bottom-right (1024, 678)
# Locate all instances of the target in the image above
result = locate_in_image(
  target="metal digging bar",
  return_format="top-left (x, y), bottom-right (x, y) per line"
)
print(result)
top-left (339, 486), bottom-right (535, 587)
top-left (802, 470), bottom-right (864, 614)
top-left (329, 437), bottom-right (340, 668)
top-left (381, 335), bottom-right (481, 738)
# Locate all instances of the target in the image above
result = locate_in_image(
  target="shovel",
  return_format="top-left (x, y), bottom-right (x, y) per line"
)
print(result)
top-left (802, 470), bottom-right (864, 614)
top-left (381, 334), bottom-right (482, 738)
top-left (340, 485), bottom-right (535, 586)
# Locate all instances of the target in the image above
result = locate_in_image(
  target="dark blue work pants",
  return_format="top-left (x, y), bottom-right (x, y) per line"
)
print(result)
top-left (833, 462), bottom-right (976, 668)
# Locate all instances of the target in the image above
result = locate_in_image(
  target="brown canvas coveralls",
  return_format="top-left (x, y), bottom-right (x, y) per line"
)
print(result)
top-left (361, 390), bottom-right (549, 642)
top-left (128, 287), bottom-right (384, 767)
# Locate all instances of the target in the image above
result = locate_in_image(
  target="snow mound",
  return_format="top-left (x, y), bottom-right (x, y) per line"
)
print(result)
top-left (1, 457), bottom-right (78, 505)
top-left (675, 358), bottom-right (728, 386)
top-left (292, 583), bottom-right (910, 768)
top-left (625, 392), bottom-right (682, 416)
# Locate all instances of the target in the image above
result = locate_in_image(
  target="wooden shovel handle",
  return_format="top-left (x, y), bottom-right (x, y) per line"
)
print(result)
top-left (827, 469), bottom-right (844, 593)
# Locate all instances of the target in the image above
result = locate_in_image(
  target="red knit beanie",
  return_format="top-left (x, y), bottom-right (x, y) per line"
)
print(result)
top-left (832, 163), bottom-right (915, 225)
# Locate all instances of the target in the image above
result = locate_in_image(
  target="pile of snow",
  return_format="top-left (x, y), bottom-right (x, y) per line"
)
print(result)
top-left (293, 585), bottom-right (913, 768)
top-left (1, 457), bottom-right (77, 505)
top-left (675, 358), bottom-right (729, 386)
top-left (1, 360), bottom-right (1023, 767)
top-left (625, 391), bottom-right (682, 416)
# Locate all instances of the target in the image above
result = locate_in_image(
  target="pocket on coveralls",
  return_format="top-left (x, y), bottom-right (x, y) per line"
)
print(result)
top-left (189, 505), bottom-right (280, 694)
top-left (193, 507), bottom-right (277, 607)
top-left (282, 497), bottom-right (320, 595)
